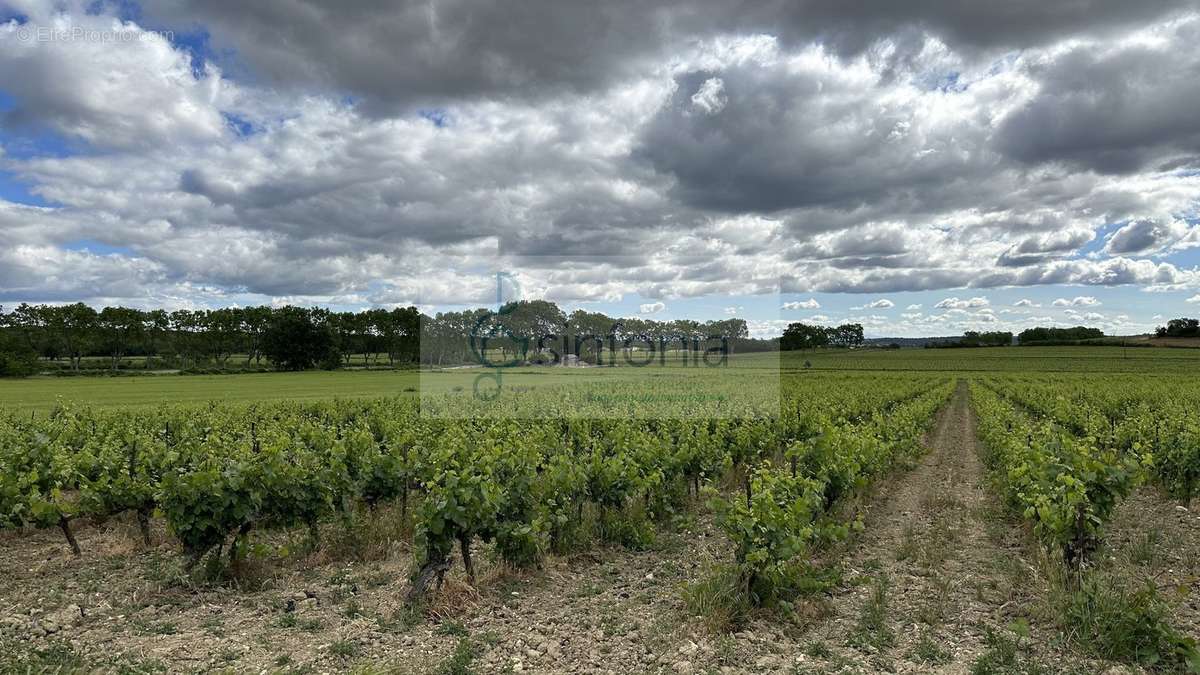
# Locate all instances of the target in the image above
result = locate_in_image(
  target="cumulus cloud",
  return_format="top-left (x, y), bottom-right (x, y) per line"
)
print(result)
top-left (998, 227), bottom-right (1095, 267)
top-left (1105, 218), bottom-right (1192, 255)
top-left (934, 296), bottom-right (989, 310)
top-left (0, 1), bottom-right (1199, 320)
top-left (0, 7), bottom-right (228, 150)
top-left (783, 298), bottom-right (821, 310)
top-left (852, 299), bottom-right (894, 310)
top-left (1052, 296), bottom-right (1101, 307)
top-left (690, 77), bottom-right (727, 115)
top-left (141, 0), bottom-right (1196, 107)
top-left (1187, 294), bottom-right (1200, 304)
top-left (639, 301), bottom-right (666, 314)
top-left (995, 19), bottom-right (1200, 174)
top-left (1013, 299), bottom-right (1040, 307)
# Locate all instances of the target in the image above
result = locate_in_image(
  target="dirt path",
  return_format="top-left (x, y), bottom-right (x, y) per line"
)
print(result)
top-left (794, 380), bottom-right (1069, 673)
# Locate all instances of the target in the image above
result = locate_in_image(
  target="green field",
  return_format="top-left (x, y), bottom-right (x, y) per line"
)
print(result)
top-left (782, 345), bottom-right (1200, 372)
top-left (1, 346), bottom-right (1194, 412)
top-left (0, 359), bottom-right (771, 412)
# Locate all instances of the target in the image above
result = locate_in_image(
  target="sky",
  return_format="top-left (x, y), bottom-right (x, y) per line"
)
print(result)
top-left (2, 1), bottom-right (1200, 338)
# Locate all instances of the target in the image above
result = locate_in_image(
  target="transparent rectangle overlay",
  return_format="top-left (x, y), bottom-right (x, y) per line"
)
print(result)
top-left (416, 263), bottom-right (781, 420)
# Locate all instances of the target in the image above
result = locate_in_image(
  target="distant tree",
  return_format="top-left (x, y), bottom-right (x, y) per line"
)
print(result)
top-left (262, 306), bottom-right (335, 371)
top-left (240, 306), bottom-right (272, 366)
top-left (0, 306), bottom-right (38, 377)
top-left (7, 303), bottom-right (50, 359)
top-left (836, 323), bottom-right (865, 348)
top-left (498, 300), bottom-right (567, 361)
top-left (1156, 318), bottom-right (1200, 338)
top-left (202, 308), bottom-right (245, 368)
top-left (326, 311), bottom-right (358, 366)
top-left (1018, 326), bottom-right (1105, 344)
top-left (98, 306), bottom-right (146, 370)
top-left (169, 310), bottom-right (204, 367)
top-left (143, 309), bottom-right (170, 368)
top-left (46, 303), bottom-right (98, 371)
top-left (961, 331), bottom-right (1013, 347)
top-left (0, 334), bottom-right (37, 377)
top-left (566, 309), bottom-right (618, 364)
top-left (780, 323), bottom-right (829, 351)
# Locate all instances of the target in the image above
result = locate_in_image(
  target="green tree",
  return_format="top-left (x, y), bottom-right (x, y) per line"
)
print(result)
top-left (46, 303), bottom-right (98, 371)
top-left (98, 306), bottom-right (146, 370)
top-left (202, 308), bottom-right (245, 368)
top-left (781, 323), bottom-right (829, 351)
top-left (0, 306), bottom-right (38, 377)
top-left (142, 309), bottom-right (170, 369)
top-left (240, 306), bottom-right (272, 366)
top-left (262, 306), bottom-right (335, 371)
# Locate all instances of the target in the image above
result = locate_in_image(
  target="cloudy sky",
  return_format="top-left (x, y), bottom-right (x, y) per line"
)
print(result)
top-left (2, 0), bottom-right (1200, 337)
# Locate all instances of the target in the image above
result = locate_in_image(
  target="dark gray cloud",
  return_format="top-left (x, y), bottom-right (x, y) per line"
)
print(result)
top-left (1104, 218), bottom-right (1188, 254)
top-left (996, 20), bottom-right (1200, 173)
top-left (143, 0), bottom-right (1199, 107)
top-left (635, 67), bottom-right (994, 214)
top-left (997, 228), bottom-right (1094, 266)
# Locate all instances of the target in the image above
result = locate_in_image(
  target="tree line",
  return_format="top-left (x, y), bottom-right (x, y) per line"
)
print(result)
top-left (778, 322), bottom-right (865, 351)
top-left (1156, 318), bottom-right (1200, 338)
top-left (925, 331), bottom-right (1014, 348)
top-left (421, 300), bottom-right (761, 366)
top-left (1017, 326), bottom-right (1105, 344)
top-left (0, 300), bottom-right (768, 377)
top-left (0, 303), bottom-right (421, 375)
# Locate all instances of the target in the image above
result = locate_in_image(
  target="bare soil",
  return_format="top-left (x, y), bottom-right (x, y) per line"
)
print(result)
top-left (1102, 486), bottom-right (1200, 641)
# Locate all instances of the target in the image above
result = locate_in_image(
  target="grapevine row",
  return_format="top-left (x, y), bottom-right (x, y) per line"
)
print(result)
top-left (970, 382), bottom-right (1144, 565)
top-left (0, 374), bottom-right (951, 603)
top-left (982, 376), bottom-right (1200, 508)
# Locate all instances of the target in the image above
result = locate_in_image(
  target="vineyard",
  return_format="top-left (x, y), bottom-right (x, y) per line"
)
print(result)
top-left (0, 350), bottom-right (1198, 673)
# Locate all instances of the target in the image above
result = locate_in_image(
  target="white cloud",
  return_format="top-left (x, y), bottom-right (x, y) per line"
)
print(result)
top-left (1052, 296), bottom-right (1101, 307)
top-left (783, 298), bottom-right (820, 310)
top-left (856, 298), bottom-right (894, 309)
top-left (0, 10), bottom-right (229, 151)
top-left (639, 301), bottom-right (666, 314)
top-left (1186, 295), bottom-right (1200, 304)
top-left (723, 305), bottom-right (743, 315)
top-left (691, 77), bottom-right (727, 115)
top-left (1013, 299), bottom-right (1040, 307)
top-left (906, 304), bottom-right (922, 310)
top-left (934, 296), bottom-right (990, 310)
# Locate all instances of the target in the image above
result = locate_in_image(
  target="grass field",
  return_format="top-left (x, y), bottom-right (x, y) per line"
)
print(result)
top-left (784, 345), bottom-right (1200, 372)
top-left (0, 359), bottom-right (770, 412)
top-left (1, 346), bottom-right (1194, 412)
